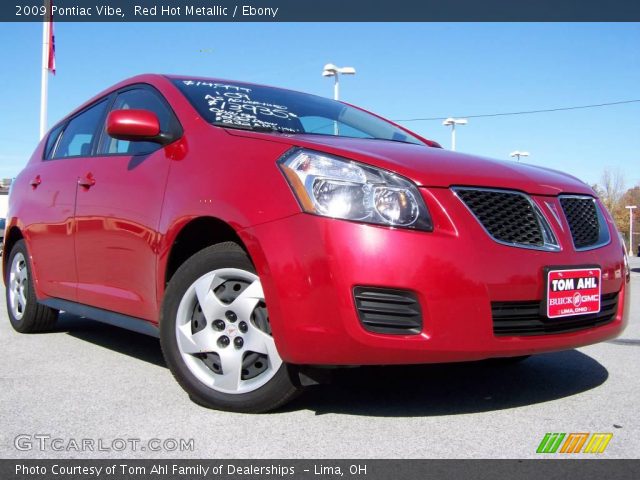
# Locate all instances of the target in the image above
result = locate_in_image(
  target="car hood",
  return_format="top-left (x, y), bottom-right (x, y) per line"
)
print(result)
top-left (224, 129), bottom-right (594, 196)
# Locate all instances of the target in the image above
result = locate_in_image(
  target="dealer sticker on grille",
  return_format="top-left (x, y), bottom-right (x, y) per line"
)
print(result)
top-left (546, 267), bottom-right (601, 318)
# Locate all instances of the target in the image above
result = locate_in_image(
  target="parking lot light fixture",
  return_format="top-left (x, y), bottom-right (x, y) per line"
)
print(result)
top-left (322, 63), bottom-right (356, 101)
top-left (626, 205), bottom-right (637, 254)
top-left (442, 118), bottom-right (468, 151)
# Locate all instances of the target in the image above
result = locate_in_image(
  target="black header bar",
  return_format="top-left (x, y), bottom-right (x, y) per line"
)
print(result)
top-left (4, 0), bottom-right (640, 22)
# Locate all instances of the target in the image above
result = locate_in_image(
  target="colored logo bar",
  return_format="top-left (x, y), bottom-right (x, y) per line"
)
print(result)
top-left (537, 433), bottom-right (612, 454)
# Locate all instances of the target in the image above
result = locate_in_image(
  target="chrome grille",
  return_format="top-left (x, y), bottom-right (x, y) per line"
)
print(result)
top-left (559, 196), bottom-right (601, 249)
top-left (455, 188), bottom-right (545, 247)
top-left (454, 188), bottom-right (609, 252)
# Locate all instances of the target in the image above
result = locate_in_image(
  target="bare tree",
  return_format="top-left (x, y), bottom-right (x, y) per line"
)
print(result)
top-left (599, 168), bottom-right (625, 212)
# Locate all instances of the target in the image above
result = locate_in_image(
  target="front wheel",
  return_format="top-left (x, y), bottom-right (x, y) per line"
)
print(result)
top-left (160, 242), bottom-right (301, 413)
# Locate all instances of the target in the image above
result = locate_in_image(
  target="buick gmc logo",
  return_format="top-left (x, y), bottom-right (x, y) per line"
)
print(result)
top-left (573, 292), bottom-right (582, 307)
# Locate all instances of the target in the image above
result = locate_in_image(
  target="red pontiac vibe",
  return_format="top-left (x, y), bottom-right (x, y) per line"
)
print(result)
top-left (3, 75), bottom-right (630, 412)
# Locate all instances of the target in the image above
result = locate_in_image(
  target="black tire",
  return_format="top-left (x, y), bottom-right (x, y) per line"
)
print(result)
top-left (5, 240), bottom-right (58, 333)
top-left (160, 242), bottom-right (301, 413)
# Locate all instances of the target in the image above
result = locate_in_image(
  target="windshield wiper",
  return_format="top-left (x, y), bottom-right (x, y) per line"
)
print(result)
top-left (363, 136), bottom-right (421, 145)
top-left (214, 122), bottom-right (420, 145)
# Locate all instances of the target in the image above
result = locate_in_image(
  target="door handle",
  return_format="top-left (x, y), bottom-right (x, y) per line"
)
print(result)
top-left (78, 173), bottom-right (96, 189)
top-left (30, 175), bottom-right (42, 188)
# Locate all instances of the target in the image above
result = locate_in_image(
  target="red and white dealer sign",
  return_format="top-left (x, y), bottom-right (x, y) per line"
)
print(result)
top-left (546, 267), bottom-right (601, 319)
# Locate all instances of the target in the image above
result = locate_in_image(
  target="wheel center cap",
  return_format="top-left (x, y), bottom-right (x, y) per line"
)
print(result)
top-left (226, 326), bottom-right (238, 337)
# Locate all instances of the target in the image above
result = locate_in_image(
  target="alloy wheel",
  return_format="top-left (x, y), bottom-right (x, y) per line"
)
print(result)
top-left (8, 252), bottom-right (28, 320)
top-left (175, 268), bottom-right (282, 394)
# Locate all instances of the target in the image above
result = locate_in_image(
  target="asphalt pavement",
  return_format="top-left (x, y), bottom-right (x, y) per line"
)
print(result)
top-left (1, 258), bottom-right (638, 459)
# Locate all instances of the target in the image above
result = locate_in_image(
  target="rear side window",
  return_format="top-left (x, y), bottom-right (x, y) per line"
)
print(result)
top-left (43, 124), bottom-right (64, 159)
top-left (53, 100), bottom-right (109, 159)
top-left (99, 88), bottom-right (174, 156)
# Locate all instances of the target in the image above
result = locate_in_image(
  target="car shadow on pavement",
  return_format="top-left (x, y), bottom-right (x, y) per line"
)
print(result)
top-left (56, 314), bottom-right (609, 417)
top-left (57, 314), bottom-right (165, 368)
top-left (285, 350), bottom-right (609, 417)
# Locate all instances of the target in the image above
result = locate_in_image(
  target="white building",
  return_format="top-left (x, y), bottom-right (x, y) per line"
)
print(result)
top-left (0, 178), bottom-right (12, 218)
top-left (0, 192), bottom-right (7, 218)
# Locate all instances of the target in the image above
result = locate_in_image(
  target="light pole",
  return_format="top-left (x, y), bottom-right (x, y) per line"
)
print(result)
top-left (626, 205), bottom-right (637, 255)
top-left (510, 151), bottom-right (530, 162)
top-left (442, 118), bottom-right (467, 151)
top-left (322, 63), bottom-right (356, 101)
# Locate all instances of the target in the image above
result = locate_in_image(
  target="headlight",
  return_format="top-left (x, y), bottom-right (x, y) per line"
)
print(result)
top-left (279, 149), bottom-right (432, 231)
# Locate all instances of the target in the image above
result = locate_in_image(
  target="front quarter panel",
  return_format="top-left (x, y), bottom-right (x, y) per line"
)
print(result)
top-left (156, 122), bottom-right (303, 303)
top-left (157, 123), bottom-right (300, 233)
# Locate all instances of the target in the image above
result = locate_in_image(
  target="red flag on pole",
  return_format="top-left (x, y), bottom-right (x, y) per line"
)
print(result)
top-left (47, 1), bottom-right (55, 74)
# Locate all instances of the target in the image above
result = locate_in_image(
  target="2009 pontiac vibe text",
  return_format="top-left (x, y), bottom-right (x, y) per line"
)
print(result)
top-left (3, 74), bottom-right (629, 412)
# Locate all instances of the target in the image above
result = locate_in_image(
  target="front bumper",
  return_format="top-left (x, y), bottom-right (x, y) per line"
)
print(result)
top-left (240, 187), bottom-right (629, 365)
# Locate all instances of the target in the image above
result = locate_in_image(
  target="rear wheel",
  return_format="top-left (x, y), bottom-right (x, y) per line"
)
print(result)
top-left (160, 242), bottom-right (301, 413)
top-left (6, 240), bottom-right (58, 333)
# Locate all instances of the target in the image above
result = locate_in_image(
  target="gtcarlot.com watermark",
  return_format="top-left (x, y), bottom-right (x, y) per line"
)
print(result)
top-left (14, 434), bottom-right (195, 453)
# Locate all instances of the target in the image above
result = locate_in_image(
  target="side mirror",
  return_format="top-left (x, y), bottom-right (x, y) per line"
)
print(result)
top-left (106, 109), bottom-right (173, 145)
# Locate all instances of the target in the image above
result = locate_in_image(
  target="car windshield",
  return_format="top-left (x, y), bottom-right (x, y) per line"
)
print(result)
top-left (172, 78), bottom-right (424, 145)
